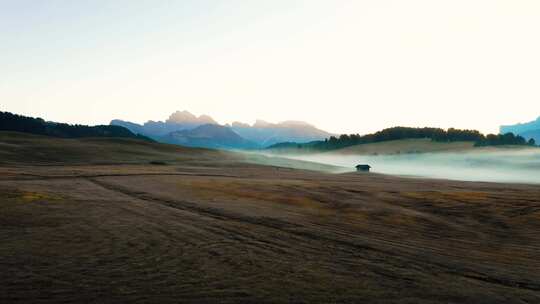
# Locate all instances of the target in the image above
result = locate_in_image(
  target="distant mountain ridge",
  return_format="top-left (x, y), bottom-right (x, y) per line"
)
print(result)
top-left (160, 124), bottom-right (258, 149)
top-left (111, 110), bottom-right (333, 149)
top-left (111, 111), bottom-right (218, 137)
top-left (230, 119), bottom-right (332, 147)
top-left (167, 110), bottom-right (217, 125)
top-left (500, 116), bottom-right (540, 134)
top-left (500, 116), bottom-right (540, 143)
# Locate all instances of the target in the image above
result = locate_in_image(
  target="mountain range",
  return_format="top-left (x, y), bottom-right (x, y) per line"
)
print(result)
top-left (161, 124), bottom-right (259, 149)
top-left (111, 111), bottom-right (333, 149)
top-left (230, 119), bottom-right (332, 147)
top-left (500, 116), bottom-right (540, 144)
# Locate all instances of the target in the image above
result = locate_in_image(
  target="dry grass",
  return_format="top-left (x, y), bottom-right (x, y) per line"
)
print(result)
top-left (176, 179), bottom-right (324, 209)
top-left (1, 133), bottom-right (539, 303)
top-left (402, 191), bottom-right (490, 203)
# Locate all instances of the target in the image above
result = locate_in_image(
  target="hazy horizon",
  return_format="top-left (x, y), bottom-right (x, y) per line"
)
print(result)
top-left (279, 148), bottom-right (540, 184)
top-left (2, 1), bottom-right (540, 134)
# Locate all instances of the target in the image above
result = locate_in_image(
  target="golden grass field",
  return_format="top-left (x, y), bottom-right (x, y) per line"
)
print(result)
top-left (1, 132), bottom-right (539, 303)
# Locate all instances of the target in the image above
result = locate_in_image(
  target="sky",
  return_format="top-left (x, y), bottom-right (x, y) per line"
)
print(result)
top-left (1, 0), bottom-right (540, 135)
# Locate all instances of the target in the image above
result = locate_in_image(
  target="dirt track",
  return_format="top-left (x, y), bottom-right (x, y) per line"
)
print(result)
top-left (1, 162), bottom-right (539, 303)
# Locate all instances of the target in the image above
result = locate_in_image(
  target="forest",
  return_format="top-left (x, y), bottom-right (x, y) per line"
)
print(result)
top-left (268, 127), bottom-right (536, 151)
top-left (0, 111), bottom-right (152, 141)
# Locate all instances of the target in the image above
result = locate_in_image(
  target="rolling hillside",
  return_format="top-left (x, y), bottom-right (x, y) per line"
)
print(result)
top-left (332, 138), bottom-right (476, 155)
top-left (0, 131), bottom-right (226, 165)
top-left (1, 111), bottom-right (150, 141)
top-left (266, 138), bottom-right (477, 155)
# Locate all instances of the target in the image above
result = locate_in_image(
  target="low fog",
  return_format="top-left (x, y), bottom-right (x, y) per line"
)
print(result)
top-left (276, 149), bottom-right (540, 184)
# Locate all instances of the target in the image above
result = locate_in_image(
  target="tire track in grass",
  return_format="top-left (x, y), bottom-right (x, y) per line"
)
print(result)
top-left (87, 177), bottom-right (540, 293)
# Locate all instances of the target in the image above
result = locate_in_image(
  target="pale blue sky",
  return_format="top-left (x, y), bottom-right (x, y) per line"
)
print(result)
top-left (2, 0), bottom-right (540, 134)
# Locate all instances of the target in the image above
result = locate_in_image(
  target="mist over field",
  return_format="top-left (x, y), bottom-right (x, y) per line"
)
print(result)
top-left (277, 148), bottom-right (540, 184)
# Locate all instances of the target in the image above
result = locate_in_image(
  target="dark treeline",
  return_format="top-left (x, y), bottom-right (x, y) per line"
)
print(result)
top-left (0, 111), bottom-right (153, 141)
top-left (268, 127), bottom-right (536, 151)
top-left (475, 133), bottom-right (535, 147)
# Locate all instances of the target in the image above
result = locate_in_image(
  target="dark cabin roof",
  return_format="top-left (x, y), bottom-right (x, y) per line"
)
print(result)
top-left (356, 164), bottom-right (371, 168)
